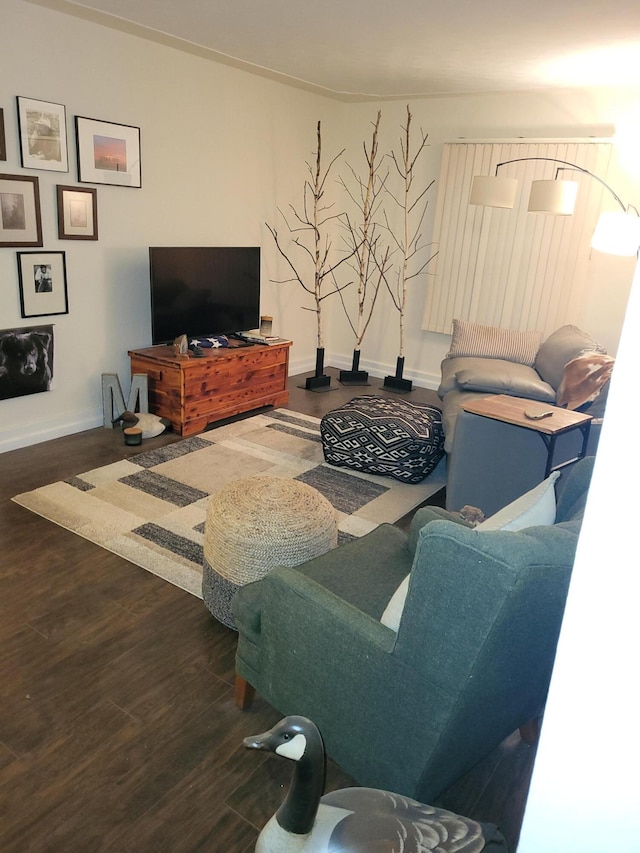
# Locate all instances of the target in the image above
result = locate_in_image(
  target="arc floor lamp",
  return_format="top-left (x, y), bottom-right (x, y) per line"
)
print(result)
top-left (469, 156), bottom-right (640, 257)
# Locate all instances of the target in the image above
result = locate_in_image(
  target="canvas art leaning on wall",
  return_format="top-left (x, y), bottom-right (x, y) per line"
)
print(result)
top-left (0, 325), bottom-right (54, 400)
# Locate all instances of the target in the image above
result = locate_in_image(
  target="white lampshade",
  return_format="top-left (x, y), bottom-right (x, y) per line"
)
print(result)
top-left (469, 175), bottom-right (518, 209)
top-left (591, 211), bottom-right (640, 256)
top-left (528, 179), bottom-right (579, 215)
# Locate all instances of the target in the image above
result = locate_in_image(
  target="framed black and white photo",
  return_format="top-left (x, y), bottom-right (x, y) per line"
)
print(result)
top-left (17, 96), bottom-right (68, 172)
top-left (17, 251), bottom-right (68, 318)
top-left (0, 108), bottom-right (6, 161)
top-left (75, 116), bottom-right (141, 188)
top-left (0, 324), bottom-right (54, 400)
top-left (57, 184), bottom-right (98, 240)
top-left (0, 173), bottom-right (43, 248)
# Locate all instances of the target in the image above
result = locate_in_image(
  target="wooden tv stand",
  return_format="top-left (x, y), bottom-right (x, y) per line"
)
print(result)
top-left (128, 340), bottom-right (291, 436)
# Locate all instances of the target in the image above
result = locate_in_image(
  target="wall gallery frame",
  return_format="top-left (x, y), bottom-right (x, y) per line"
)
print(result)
top-left (57, 185), bottom-right (98, 240)
top-left (75, 116), bottom-right (141, 188)
top-left (0, 324), bottom-right (54, 400)
top-left (0, 109), bottom-right (6, 161)
top-left (17, 251), bottom-right (69, 318)
top-left (17, 96), bottom-right (69, 173)
top-left (0, 173), bottom-right (43, 248)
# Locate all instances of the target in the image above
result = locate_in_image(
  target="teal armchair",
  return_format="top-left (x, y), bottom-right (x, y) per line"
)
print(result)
top-left (232, 457), bottom-right (593, 803)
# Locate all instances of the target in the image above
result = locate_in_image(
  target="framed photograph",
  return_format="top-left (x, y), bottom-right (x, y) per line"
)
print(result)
top-left (17, 96), bottom-right (68, 172)
top-left (0, 108), bottom-right (6, 161)
top-left (0, 324), bottom-right (54, 400)
top-left (75, 116), bottom-right (141, 188)
top-left (57, 185), bottom-right (98, 240)
top-left (0, 173), bottom-right (43, 248)
top-left (17, 251), bottom-right (68, 318)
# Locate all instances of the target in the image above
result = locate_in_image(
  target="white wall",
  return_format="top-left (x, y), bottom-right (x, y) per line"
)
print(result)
top-left (518, 254), bottom-right (640, 852)
top-left (2, 0), bottom-right (639, 453)
top-left (0, 0), bottom-right (343, 452)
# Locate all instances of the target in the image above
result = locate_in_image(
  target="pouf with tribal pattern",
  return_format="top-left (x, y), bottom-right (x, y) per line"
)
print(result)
top-left (320, 395), bottom-right (445, 484)
top-left (202, 476), bottom-right (338, 629)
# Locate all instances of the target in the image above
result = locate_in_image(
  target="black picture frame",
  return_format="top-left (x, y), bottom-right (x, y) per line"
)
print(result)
top-left (0, 173), bottom-right (43, 248)
top-left (57, 185), bottom-right (98, 240)
top-left (0, 108), bottom-right (6, 161)
top-left (75, 116), bottom-right (141, 188)
top-left (17, 251), bottom-right (69, 318)
top-left (16, 96), bottom-right (69, 173)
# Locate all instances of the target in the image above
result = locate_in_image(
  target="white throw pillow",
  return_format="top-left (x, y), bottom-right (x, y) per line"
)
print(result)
top-left (476, 471), bottom-right (560, 531)
top-left (380, 575), bottom-right (410, 632)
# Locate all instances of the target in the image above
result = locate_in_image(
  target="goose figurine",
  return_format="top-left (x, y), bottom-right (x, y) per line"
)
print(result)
top-left (243, 715), bottom-right (506, 853)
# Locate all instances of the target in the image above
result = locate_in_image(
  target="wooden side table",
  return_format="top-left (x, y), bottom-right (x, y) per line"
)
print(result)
top-left (461, 395), bottom-right (592, 478)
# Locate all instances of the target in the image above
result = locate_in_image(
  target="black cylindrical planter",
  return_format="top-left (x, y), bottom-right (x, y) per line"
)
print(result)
top-left (383, 356), bottom-right (413, 393)
top-left (305, 347), bottom-right (331, 390)
top-left (339, 349), bottom-right (369, 385)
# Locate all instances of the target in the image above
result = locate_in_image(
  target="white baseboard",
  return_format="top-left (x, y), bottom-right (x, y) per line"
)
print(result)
top-left (2, 354), bottom-right (440, 453)
top-left (0, 410), bottom-right (103, 454)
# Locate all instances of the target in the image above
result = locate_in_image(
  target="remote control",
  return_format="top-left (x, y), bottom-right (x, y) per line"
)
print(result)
top-left (524, 408), bottom-right (554, 420)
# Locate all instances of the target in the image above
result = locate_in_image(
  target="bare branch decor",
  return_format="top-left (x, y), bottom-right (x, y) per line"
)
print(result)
top-left (267, 120), bottom-right (355, 390)
top-left (382, 105), bottom-right (437, 392)
top-left (336, 110), bottom-right (392, 385)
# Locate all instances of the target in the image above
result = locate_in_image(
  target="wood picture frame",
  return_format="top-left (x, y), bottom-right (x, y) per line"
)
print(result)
top-left (57, 185), bottom-right (98, 240)
top-left (75, 116), bottom-right (141, 188)
top-left (17, 251), bottom-right (68, 318)
top-left (0, 108), bottom-right (6, 161)
top-left (0, 173), bottom-right (43, 248)
top-left (17, 96), bottom-right (68, 172)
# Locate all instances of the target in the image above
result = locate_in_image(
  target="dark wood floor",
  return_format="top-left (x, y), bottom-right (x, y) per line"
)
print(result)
top-left (0, 368), bottom-right (536, 851)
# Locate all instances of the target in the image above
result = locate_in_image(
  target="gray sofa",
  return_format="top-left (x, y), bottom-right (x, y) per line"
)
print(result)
top-left (439, 322), bottom-right (612, 515)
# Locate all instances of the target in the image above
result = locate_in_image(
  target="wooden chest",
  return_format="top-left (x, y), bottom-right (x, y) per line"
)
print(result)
top-left (128, 341), bottom-right (291, 436)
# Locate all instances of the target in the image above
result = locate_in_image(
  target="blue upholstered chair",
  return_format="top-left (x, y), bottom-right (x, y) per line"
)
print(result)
top-left (233, 457), bottom-right (594, 803)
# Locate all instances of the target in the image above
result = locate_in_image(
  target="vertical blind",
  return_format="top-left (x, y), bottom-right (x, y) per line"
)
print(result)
top-left (422, 141), bottom-right (613, 337)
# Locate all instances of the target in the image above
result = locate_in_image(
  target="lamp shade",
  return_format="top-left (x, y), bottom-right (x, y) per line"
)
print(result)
top-left (528, 179), bottom-right (578, 215)
top-left (469, 175), bottom-right (518, 209)
top-left (591, 211), bottom-right (640, 256)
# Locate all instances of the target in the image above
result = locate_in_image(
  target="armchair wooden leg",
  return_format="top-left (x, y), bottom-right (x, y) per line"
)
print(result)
top-left (519, 716), bottom-right (541, 746)
top-left (235, 674), bottom-right (256, 710)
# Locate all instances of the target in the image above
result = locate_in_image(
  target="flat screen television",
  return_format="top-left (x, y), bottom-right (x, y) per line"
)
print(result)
top-left (149, 246), bottom-right (261, 345)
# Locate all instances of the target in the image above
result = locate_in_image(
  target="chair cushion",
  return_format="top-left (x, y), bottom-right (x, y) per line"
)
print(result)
top-left (454, 361), bottom-right (556, 401)
top-left (321, 395), bottom-right (445, 484)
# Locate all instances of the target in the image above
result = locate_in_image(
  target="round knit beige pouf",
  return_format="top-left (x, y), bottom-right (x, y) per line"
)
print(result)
top-left (202, 476), bottom-right (338, 628)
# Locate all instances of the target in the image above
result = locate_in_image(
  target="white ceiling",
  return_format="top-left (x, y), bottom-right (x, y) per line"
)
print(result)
top-left (41, 0), bottom-right (640, 99)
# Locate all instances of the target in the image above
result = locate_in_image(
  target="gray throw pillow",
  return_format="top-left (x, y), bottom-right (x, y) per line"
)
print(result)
top-left (446, 319), bottom-right (542, 367)
top-left (535, 325), bottom-right (606, 390)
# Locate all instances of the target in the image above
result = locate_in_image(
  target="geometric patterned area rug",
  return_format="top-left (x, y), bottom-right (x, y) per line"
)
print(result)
top-left (12, 408), bottom-right (446, 599)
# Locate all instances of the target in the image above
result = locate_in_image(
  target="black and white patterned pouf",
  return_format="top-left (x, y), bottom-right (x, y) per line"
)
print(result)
top-left (320, 395), bottom-right (445, 484)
